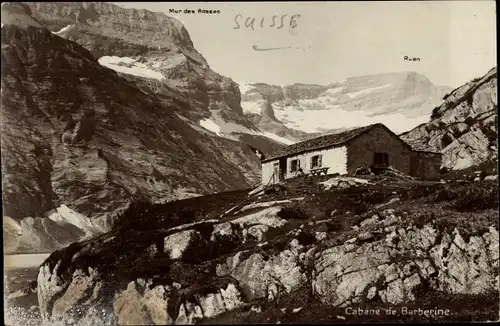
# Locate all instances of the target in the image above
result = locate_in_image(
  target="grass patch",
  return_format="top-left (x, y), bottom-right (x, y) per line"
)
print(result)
top-left (112, 189), bottom-right (252, 232)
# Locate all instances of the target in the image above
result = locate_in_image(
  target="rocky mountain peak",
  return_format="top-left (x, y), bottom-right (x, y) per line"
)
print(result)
top-left (401, 67), bottom-right (497, 170)
top-left (1, 2), bottom-right (44, 28)
top-left (25, 2), bottom-right (202, 61)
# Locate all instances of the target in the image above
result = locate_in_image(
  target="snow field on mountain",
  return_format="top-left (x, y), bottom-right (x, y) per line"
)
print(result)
top-left (273, 104), bottom-right (428, 134)
top-left (98, 56), bottom-right (165, 81)
top-left (151, 52), bottom-right (187, 70)
top-left (344, 83), bottom-right (393, 98)
top-left (199, 110), bottom-right (295, 145)
top-left (241, 100), bottom-right (266, 115)
top-left (47, 205), bottom-right (104, 237)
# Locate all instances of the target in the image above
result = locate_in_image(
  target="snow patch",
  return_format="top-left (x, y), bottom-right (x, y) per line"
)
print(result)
top-left (98, 56), bottom-right (165, 81)
top-left (199, 118), bottom-right (222, 136)
top-left (238, 82), bottom-right (256, 95)
top-left (237, 197), bottom-right (304, 213)
top-left (322, 87), bottom-right (344, 96)
top-left (241, 100), bottom-right (264, 115)
top-left (345, 84), bottom-right (393, 98)
top-left (47, 205), bottom-right (103, 237)
top-left (151, 53), bottom-right (187, 70)
top-left (257, 130), bottom-right (296, 145)
top-left (319, 177), bottom-right (371, 190)
top-left (232, 206), bottom-right (287, 229)
top-left (199, 110), bottom-right (295, 145)
top-left (222, 206), bottom-right (239, 216)
top-left (272, 103), bottom-right (428, 134)
top-left (55, 25), bottom-right (73, 34)
top-left (166, 219), bottom-right (219, 234)
top-left (52, 24), bottom-right (77, 38)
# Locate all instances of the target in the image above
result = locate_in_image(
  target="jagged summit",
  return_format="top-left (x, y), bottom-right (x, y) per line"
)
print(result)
top-left (25, 2), bottom-right (201, 60)
top-left (401, 67), bottom-right (497, 170)
top-left (1, 2), bottom-right (44, 28)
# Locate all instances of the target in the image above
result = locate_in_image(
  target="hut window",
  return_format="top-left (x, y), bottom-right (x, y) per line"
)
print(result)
top-left (373, 152), bottom-right (389, 166)
top-left (310, 155), bottom-right (323, 169)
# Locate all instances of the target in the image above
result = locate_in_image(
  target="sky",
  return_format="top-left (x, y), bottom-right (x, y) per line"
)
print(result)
top-left (116, 1), bottom-right (496, 88)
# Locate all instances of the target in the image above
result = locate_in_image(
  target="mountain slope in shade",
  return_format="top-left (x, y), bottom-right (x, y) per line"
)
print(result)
top-left (239, 73), bottom-right (451, 138)
top-left (24, 2), bottom-right (290, 149)
top-left (400, 67), bottom-right (497, 170)
top-left (0, 2), bottom-right (277, 245)
top-left (3, 205), bottom-right (105, 254)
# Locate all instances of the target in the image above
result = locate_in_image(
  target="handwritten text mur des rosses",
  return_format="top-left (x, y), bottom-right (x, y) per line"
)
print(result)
top-left (169, 8), bottom-right (220, 14)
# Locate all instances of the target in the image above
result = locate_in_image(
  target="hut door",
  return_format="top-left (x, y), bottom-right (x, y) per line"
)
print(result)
top-left (278, 158), bottom-right (287, 181)
top-left (272, 163), bottom-right (279, 183)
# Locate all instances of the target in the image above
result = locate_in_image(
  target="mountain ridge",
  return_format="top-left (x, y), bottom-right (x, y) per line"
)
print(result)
top-left (239, 72), bottom-right (452, 139)
top-left (400, 67), bottom-right (497, 170)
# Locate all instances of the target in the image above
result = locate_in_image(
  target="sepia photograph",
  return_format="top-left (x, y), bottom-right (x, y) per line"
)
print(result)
top-left (1, 1), bottom-right (498, 325)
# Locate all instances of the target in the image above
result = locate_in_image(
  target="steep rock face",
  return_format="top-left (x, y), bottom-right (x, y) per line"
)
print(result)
top-left (239, 73), bottom-right (451, 136)
top-left (26, 2), bottom-right (201, 61)
top-left (401, 67), bottom-right (497, 170)
top-left (1, 5), bottom-right (264, 230)
top-left (25, 2), bottom-right (289, 148)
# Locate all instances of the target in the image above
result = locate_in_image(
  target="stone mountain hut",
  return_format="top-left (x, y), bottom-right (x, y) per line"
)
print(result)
top-left (261, 123), bottom-right (442, 185)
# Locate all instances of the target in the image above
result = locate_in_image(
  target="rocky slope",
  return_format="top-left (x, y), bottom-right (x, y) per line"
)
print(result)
top-left (26, 177), bottom-right (499, 325)
top-left (401, 67), bottom-right (497, 170)
top-left (3, 205), bottom-right (107, 254)
top-left (239, 73), bottom-right (451, 139)
top-left (1, 2), bottom-right (285, 252)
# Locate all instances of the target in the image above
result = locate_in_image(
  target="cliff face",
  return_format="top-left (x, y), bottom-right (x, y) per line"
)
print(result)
top-left (239, 73), bottom-right (451, 138)
top-left (24, 2), bottom-right (281, 138)
top-left (401, 67), bottom-right (497, 170)
top-left (1, 3), bottom-right (285, 252)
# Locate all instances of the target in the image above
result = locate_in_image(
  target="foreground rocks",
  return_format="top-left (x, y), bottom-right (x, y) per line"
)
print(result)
top-left (313, 221), bottom-right (498, 307)
top-left (36, 198), bottom-right (499, 324)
